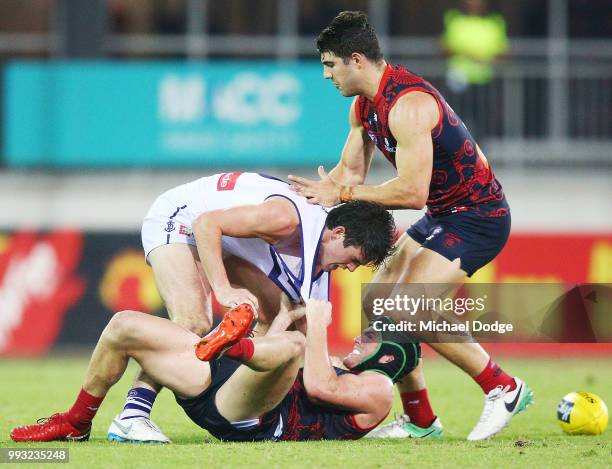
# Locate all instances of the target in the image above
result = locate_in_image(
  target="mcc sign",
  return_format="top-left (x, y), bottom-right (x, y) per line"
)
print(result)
top-left (3, 61), bottom-right (350, 167)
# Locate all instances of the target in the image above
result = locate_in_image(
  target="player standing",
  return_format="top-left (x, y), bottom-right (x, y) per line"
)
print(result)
top-left (288, 11), bottom-right (533, 440)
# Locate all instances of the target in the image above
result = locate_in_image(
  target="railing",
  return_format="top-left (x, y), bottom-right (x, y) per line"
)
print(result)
top-left (0, 0), bottom-right (610, 167)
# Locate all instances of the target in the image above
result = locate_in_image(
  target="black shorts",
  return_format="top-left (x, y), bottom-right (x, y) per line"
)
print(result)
top-left (406, 200), bottom-right (511, 277)
top-left (175, 357), bottom-right (282, 442)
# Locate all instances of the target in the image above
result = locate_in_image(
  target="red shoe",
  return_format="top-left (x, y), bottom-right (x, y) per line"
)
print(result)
top-left (195, 303), bottom-right (255, 361)
top-left (10, 413), bottom-right (90, 442)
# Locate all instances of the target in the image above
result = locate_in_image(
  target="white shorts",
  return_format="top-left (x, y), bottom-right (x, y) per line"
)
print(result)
top-left (141, 186), bottom-right (199, 263)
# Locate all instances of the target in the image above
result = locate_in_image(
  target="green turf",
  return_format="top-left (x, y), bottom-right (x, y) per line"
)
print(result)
top-left (1, 356), bottom-right (610, 468)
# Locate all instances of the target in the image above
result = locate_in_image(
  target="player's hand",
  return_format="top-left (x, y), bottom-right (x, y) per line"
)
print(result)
top-left (305, 299), bottom-right (332, 327)
top-left (215, 287), bottom-right (259, 316)
top-left (278, 293), bottom-right (306, 323)
top-left (287, 305), bottom-right (307, 323)
top-left (288, 166), bottom-right (341, 207)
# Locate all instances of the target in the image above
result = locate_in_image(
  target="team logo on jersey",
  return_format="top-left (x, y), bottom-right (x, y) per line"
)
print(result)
top-left (217, 172), bottom-right (242, 191)
top-left (443, 232), bottom-right (462, 248)
top-left (367, 130), bottom-right (379, 145)
top-left (179, 225), bottom-right (193, 237)
top-left (432, 170), bottom-right (448, 186)
top-left (165, 221), bottom-right (176, 232)
top-left (425, 226), bottom-right (443, 241)
top-left (383, 137), bottom-right (396, 153)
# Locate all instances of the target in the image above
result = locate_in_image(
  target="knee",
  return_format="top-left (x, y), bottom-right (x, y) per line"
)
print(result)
top-left (104, 310), bottom-right (142, 345)
top-left (165, 296), bottom-right (212, 336)
top-left (174, 316), bottom-right (210, 337)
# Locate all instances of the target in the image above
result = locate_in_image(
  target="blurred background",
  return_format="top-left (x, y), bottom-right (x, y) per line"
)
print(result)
top-left (0, 0), bottom-right (610, 356)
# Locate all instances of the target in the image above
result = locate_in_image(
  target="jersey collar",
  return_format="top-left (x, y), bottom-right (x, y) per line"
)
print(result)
top-left (372, 64), bottom-right (392, 107)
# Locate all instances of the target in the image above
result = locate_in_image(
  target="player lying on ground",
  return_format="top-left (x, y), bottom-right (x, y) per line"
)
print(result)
top-left (111, 171), bottom-right (396, 442)
top-left (288, 11), bottom-right (532, 440)
top-left (11, 300), bottom-right (420, 442)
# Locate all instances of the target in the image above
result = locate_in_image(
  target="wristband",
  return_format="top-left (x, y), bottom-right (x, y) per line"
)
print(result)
top-left (339, 185), bottom-right (353, 203)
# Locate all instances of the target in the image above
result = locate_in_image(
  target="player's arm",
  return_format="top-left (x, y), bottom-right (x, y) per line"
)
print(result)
top-left (288, 93), bottom-right (436, 209)
top-left (347, 92), bottom-right (436, 209)
top-left (192, 197), bottom-right (300, 309)
top-left (302, 300), bottom-right (393, 419)
top-left (327, 98), bottom-right (376, 186)
top-left (264, 293), bottom-right (307, 336)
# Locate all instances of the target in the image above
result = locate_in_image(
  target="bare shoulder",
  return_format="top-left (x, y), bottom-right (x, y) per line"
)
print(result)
top-left (262, 196), bottom-right (301, 228)
top-left (389, 91), bottom-right (439, 134)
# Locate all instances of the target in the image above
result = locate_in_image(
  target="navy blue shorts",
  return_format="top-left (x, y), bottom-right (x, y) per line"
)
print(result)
top-left (406, 201), bottom-right (511, 277)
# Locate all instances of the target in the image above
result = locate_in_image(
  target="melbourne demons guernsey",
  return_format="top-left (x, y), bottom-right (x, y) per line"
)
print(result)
top-left (355, 64), bottom-right (507, 217)
top-left (163, 172), bottom-right (329, 303)
top-left (274, 368), bottom-right (379, 441)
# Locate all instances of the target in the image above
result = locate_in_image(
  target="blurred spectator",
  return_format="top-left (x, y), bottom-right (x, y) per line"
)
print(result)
top-left (441, 0), bottom-right (509, 137)
top-left (442, 0), bottom-right (508, 92)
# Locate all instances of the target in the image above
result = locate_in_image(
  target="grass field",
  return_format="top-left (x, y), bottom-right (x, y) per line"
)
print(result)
top-left (1, 356), bottom-right (611, 468)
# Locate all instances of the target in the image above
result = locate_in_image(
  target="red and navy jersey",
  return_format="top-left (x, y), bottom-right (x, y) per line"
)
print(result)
top-left (177, 358), bottom-right (383, 442)
top-left (270, 368), bottom-right (381, 441)
top-left (355, 64), bottom-right (507, 217)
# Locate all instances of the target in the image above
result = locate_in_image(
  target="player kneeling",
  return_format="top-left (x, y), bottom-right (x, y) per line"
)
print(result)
top-left (11, 300), bottom-right (419, 442)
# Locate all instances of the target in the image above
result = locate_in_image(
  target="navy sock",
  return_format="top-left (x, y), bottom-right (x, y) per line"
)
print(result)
top-left (119, 387), bottom-right (157, 420)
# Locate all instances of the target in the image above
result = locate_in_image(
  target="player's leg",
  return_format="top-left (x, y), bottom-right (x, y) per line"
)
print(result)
top-left (112, 243), bottom-right (213, 442)
top-left (364, 234), bottom-right (450, 439)
top-left (10, 311), bottom-right (212, 442)
top-left (370, 211), bottom-right (532, 440)
top-left (215, 330), bottom-right (306, 423)
top-left (401, 247), bottom-right (532, 440)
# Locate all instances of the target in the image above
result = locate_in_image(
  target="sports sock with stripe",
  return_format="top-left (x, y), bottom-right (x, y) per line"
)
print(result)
top-left (400, 388), bottom-right (436, 428)
top-left (119, 387), bottom-right (157, 421)
top-left (66, 388), bottom-right (104, 431)
top-left (473, 358), bottom-right (517, 394)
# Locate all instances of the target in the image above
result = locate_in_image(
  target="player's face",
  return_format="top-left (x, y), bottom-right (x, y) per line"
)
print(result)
top-left (343, 327), bottom-right (379, 369)
top-left (321, 233), bottom-right (366, 272)
top-left (321, 51), bottom-right (360, 97)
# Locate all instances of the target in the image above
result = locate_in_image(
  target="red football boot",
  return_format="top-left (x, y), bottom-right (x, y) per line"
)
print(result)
top-left (195, 303), bottom-right (255, 361)
top-left (10, 413), bottom-right (90, 442)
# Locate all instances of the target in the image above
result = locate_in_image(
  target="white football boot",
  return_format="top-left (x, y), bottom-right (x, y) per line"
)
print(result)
top-left (107, 415), bottom-right (171, 444)
top-left (467, 377), bottom-right (534, 441)
top-left (365, 415), bottom-right (444, 439)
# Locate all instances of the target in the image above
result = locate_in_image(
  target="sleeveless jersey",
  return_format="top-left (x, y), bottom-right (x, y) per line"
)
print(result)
top-left (355, 64), bottom-right (507, 217)
top-left (274, 368), bottom-right (380, 441)
top-left (179, 358), bottom-right (380, 442)
top-left (174, 172), bottom-right (329, 303)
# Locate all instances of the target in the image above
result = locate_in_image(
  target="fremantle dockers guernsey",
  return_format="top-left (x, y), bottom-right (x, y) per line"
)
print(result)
top-left (355, 64), bottom-right (507, 217)
top-left (175, 172), bottom-right (329, 303)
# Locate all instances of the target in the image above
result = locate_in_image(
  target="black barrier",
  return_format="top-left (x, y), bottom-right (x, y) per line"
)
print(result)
top-left (54, 232), bottom-right (165, 348)
top-left (0, 230), bottom-right (166, 356)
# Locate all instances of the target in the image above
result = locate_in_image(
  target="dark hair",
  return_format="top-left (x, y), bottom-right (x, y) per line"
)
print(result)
top-left (326, 201), bottom-right (396, 269)
top-left (316, 11), bottom-right (383, 63)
